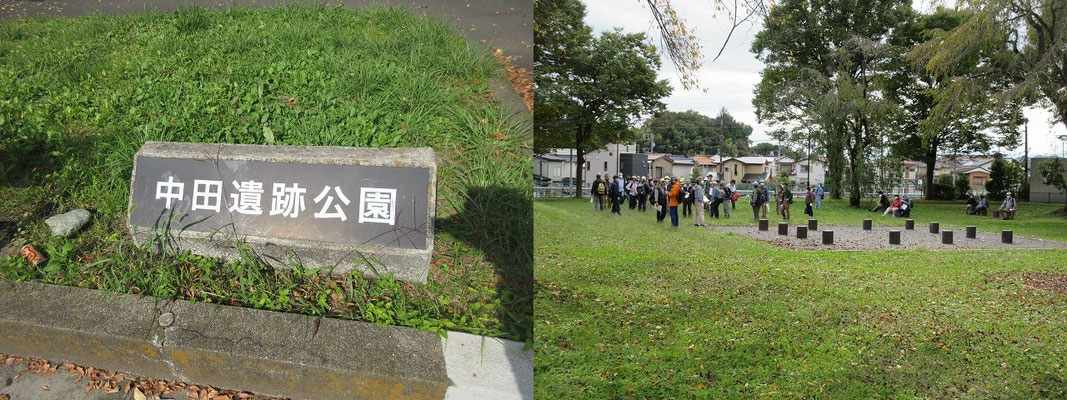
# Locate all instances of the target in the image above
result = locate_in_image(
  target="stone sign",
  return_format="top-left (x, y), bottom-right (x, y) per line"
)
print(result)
top-left (127, 141), bottom-right (436, 283)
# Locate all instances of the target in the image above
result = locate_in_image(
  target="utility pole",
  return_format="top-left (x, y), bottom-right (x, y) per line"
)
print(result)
top-left (807, 128), bottom-right (812, 188)
top-left (1024, 122), bottom-right (1029, 176)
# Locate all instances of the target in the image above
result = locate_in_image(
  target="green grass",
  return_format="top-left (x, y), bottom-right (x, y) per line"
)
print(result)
top-left (0, 5), bottom-right (531, 342)
top-left (535, 198), bottom-right (1067, 398)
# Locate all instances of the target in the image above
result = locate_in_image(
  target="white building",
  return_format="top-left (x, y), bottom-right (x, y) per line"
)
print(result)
top-left (538, 143), bottom-right (638, 185)
top-left (792, 158), bottom-right (826, 187)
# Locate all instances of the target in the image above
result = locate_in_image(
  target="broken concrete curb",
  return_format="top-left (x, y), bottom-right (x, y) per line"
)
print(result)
top-left (0, 281), bottom-right (532, 400)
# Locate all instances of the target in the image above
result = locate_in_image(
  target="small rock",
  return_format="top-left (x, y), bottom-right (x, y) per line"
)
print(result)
top-left (44, 209), bottom-right (91, 237)
top-left (158, 312), bottom-right (175, 327)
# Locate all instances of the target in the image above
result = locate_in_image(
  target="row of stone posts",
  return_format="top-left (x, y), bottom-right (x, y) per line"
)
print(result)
top-left (759, 218), bottom-right (1013, 245)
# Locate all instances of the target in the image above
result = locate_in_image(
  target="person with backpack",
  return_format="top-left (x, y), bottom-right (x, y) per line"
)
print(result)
top-left (708, 180), bottom-right (721, 219)
top-left (591, 174), bottom-right (606, 211)
top-left (626, 176), bottom-right (639, 210)
top-left (653, 178), bottom-right (668, 223)
top-left (778, 182), bottom-right (792, 220)
top-left (637, 177), bottom-right (650, 212)
top-left (667, 177), bottom-right (682, 227)
top-left (760, 182), bottom-right (771, 219)
top-left (751, 181), bottom-right (769, 221)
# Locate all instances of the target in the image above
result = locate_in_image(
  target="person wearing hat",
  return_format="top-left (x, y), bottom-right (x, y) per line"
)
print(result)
top-left (759, 181), bottom-right (770, 220)
top-left (591, 174), bottom-right (606, 211)
top-left (999, 191), bottom-right (1017, 220)
top-left (692, 177), bottom-right (706, 226)
top-left (626, 176), bottom-right (639, 210)
top-left (609, 174), bottom-right (624, 215)
top-left (653, 178), bottom-right (669, 222)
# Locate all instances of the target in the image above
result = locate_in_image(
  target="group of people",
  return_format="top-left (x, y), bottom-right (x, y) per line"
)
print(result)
top-left (589, 172), bottom-right (827, 228)
top-left (589, 173), bottom-right (739, 227)
top-left (748, 181), bottom-right (821, 222)
top-left (966, 192), bottom-right (1017, 220)
top-left (868, 191), bottom-right (914, 218)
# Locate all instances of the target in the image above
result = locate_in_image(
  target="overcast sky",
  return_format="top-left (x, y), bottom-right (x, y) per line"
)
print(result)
top-left (581, 0), bottom-right (1067, 158)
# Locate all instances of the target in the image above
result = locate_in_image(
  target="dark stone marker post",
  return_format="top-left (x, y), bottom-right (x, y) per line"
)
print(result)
top-left (759, 219), bottom-right (769, 231)
top-left (905, 219), bottom-right (914, 230)
top-left (808, 219), bottom-right (818, 231)
top-left (966, 226), bottom-right (977, 239)
top-left (127, 141), bottom-right (436, 284)
top-left (929, 222), bottom-right (939, 233)
top-left (778, 223), bottom-right (788, 235)
top-left (1002, 230), bottom-right (1013, 244)
top-left (862, 219), bottom-right (872, 230)
top-left (889, 230), bottom-right (900, 245)
top-left (796, 226), bottom-right (807, 239)
top-left (822, 230), bottom-right (833, 245)
top-left (942, 230), bottom-right (953, 244)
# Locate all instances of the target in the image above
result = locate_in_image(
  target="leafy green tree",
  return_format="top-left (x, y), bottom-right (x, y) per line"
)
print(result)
top-left (886, 8), bottom-right (1022, 200)
top-left (750, 142), bottom-right (778, 156)
top-left (751, 0), bottom-right (912, 206)
top-left (1038, 158), bottom-right (1067, 211)
top-left (955, 174), bottom-right (973, 200)
top-left (535, 0), bottom-right (671, 197)
top-left (643, 108), bottom-right (751, 156)
top-left (986, 154), bottom-right (1025, 200)
top-left (911, 0), bottom-right (1067, 133)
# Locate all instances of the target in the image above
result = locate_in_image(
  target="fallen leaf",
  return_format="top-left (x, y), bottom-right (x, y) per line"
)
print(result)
top-left (134, 388), bottom-right (147, 400)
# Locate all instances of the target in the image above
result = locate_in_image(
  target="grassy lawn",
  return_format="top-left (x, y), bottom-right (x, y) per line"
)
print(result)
top-left (0, 5), bottom-right (531, 342)
top-left (535, 198), bottom-right (1067, 398)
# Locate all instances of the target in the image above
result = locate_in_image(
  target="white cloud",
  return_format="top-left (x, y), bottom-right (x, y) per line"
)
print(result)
top-left (580, 0), bottom-right (1066, 156)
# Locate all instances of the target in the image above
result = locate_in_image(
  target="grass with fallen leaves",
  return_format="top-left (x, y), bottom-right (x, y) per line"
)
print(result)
top-left (535, 198), bottom-right (1067, 398)
top-left (0, 4), bottom-right (531, 342)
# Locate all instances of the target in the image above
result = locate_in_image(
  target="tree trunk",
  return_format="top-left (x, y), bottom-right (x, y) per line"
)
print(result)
top-left (923, 137), bottom-right (938, 200)
top-left (826, 122), bottom-right (846, 199)
top-left (848, 144), bottom-right (862, 207)
top-left (573, 126), bottom-right (586, 199)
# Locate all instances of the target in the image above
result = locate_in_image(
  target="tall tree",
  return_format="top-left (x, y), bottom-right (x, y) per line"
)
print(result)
top-left (912, 0), bottom-right (1067, 133)
top-left (890, 8), bottom-right (1023, 199)
top-left (751, 0), bottom-right (912, 206)
top-left (1038, 157), bottom-right (1067, 211)
top-left (535, 0), bottom-right (671, 197)
top-left (643, 109), bottom-right (752, 156)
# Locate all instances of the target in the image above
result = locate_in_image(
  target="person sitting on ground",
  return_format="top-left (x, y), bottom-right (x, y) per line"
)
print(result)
top-left (883, 195), bottom-right (902, 216)
top-left (895, 195), bottom-right (913, 218)
top-left (976, 195), bottom-right (988, 216)
top-left (869, 191), bottom-right (889, 213)
top-left (999, 191), bottom-right (1017, 220)
top-left (966, 196), bottom-right (978, 215)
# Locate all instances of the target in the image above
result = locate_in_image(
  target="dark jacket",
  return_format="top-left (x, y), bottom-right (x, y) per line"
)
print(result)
top-left (609, 180), bottom-right (622, 199)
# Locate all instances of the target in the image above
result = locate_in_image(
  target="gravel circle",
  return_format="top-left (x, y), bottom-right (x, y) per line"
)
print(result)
top-left (711, 223), bottom-right (1067, 251)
